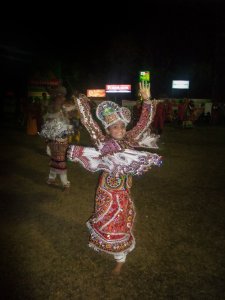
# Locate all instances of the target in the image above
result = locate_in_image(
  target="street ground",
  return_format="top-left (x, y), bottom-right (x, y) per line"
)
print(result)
top-left (1, 125), bottom-right (225, 299)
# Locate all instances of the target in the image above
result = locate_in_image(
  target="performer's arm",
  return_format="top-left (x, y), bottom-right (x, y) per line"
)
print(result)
top-left (126, 81), bottom-right (158, 140)
top-left (73, 94), bottom-right (105, 147)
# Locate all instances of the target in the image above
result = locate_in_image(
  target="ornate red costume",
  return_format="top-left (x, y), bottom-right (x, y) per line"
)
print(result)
top-left (68, 94), bottom-right (162, 261)
top-left (87, 172), bottom-right (135, 255)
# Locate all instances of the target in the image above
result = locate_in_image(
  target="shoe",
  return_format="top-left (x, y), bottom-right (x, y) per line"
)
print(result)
top-left (62, 181), bottom-right (70, 192)
top-left (46, 179), bottom-right (59, 186)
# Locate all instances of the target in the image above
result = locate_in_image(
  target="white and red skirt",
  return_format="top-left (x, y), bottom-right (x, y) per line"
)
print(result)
top-left (87, 172), bottom-right (136, 256)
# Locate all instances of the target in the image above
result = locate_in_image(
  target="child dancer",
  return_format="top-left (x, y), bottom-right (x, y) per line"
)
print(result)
top-left (68, 82), bottom-right (162, 273)
top-left (39, 86), bottom-right (74, 191)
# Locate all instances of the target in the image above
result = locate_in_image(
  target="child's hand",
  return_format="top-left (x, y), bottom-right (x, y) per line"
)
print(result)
top-left (139, 81), bottom-right (151, 101)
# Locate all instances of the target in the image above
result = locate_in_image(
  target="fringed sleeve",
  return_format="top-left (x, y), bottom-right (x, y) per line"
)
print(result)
top-left (67, 144), bottom-right (162, 176)
top-left (74, 94), bottom-right (105, 148)
top-left (125, 100), bottom-right (160, 149)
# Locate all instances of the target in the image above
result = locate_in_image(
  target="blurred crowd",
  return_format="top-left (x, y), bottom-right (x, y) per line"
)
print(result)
top-left (132, 98), bottom-right (225, 134)
top-left (1, 92), bottom-right (225, 137)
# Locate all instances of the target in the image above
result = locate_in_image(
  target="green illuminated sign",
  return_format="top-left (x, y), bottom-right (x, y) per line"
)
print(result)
top-left (139, 71), bottom-right (150, 82)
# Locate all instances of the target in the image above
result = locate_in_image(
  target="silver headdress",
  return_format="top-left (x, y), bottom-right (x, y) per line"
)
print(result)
top-left (96, 101), bottom-right (131, 128)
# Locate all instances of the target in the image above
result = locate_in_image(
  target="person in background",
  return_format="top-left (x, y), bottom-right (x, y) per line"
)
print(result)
top-left (152, 100), bottom-right (165, 134)
top-left (164, 99), bottom-right (173, 123)
top-left (177, 100), bottom-right (186, 126)
top-left (41, 92), bottom-right (49, 119)
top-left (211, 100), bottom-right (220, 125)
top-left (26, 97), bottom-right (39, 135)
top-left (183, 99), bottom-right (195, 128)
top-left (39, 86), bottom-right (73, 191)
top-left (63, 99), bottom-right (81, 144)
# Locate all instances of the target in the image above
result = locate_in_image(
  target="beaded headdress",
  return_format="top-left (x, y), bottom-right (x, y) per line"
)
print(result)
top-left (96, 101), bottom-right (131, 128)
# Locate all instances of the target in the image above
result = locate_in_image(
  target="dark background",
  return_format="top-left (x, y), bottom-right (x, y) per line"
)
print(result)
top-left (1, 0), bottom-right (225, 99)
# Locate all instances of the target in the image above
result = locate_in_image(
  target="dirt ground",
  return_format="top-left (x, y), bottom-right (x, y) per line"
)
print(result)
top-left (1, 125), bottom-right (225, 299)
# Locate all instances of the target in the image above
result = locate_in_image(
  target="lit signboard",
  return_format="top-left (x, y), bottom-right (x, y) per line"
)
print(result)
top-left (28, 79), bottom-right (60, 86)
top-left (139, 71), bottom-right (150, 82)
top-left (87, 89), bottom-right (106, 97)
top-left (172, 80), bottom-right (189, 89)
top-left (105, 84), bottom-right (131, 93)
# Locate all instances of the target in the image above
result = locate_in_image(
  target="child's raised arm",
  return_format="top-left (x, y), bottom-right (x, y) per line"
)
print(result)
top-left (126, 81), bottom-right (158, 141)
top-left (73, 94), bottom-right (105, 148)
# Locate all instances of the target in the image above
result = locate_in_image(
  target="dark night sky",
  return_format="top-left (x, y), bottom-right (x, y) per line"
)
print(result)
top-left (1, 0), bottom-right (225, 98)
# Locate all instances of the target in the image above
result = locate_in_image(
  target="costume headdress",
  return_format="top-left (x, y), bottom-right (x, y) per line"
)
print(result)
top-left (96, 101), bottom-right (131, 128)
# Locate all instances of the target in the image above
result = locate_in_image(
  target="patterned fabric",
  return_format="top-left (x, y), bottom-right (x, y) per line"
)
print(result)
top-left (100, 139), bottom-right (122, 156)
top-left (75, 96), bottom-right (105, 148)
top-left (49, 139), bottom-right (69, 174)
top-left (75, 95), bottom-right (159, 149)
top-left (125, 101), bottom-right (159, 148)
top-left (71, 94), bottom-right (162, 258)
top-left (68, 144), bottom-right (162, 176)
top-left (39, 110), bottom-right (74, 140)
top-left (87, 172), bottom-right (135, 255)
top-left (96, 100), bottom-right (131, 128)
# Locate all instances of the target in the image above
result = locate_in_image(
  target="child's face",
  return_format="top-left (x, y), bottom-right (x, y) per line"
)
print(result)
top-left (108, 121), bottom-right (126, 140)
